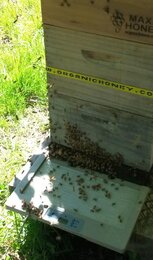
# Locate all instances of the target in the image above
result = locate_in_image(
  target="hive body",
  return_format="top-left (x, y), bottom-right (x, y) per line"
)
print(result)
top-left (41, 0), bottom-right (153, 171)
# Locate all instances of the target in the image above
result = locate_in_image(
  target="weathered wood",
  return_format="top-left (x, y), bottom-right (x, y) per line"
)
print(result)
top-left (19, 153), bottom-right (46, 193)
top-left (41, 0), bottom-right (153, 45)
top-left (45, 25), bottom-right (153, 118)
top-left (49, 92), bottom-right (153, 171)
top-left (5, 158), bottom-right (150, 253)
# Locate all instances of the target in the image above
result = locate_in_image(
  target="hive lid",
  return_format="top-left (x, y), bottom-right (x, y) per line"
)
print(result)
top-left (6, 157), bottom-right (149, 253)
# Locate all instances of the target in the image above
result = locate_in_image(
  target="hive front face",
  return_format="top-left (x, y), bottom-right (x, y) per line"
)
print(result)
top-left (41, 0), bottom-right (153, 45)
top-left (42, 1), bottom-right (153, 172)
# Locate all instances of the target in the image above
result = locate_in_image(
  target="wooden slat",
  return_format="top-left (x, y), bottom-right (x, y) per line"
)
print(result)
top-left (41, 0), bottom-right (153, 45)
top-left (45, 25), bottom-right (153, 118)
top-left (50, 92), bottom-right (153, 171)
top-left (19, 153), bottom-right (47, 193)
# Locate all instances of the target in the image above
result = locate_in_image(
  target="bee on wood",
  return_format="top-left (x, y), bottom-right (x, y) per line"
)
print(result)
top-left (90, 209), bottom-right (94, 213)
top-left (118, 215), bottom-right (123, 223)
top-left (93, 198), bottom-right (98, 202)
top-left (21, 200), bottom-right (27, 210)
top-left (104, 179), bottom-right (108, 184)
top-left (138, 201), bottom-right (143, 204)
top-left (95, 208), bottom-right (101, 212)
top-left (43, 205), bottom-right (48, 208)
top-left (83, 196), bottom-right (88, 201)
top-left (105, 191), bottom-right (111, 199)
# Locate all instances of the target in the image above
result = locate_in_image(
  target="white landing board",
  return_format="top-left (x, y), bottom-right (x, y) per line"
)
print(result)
top-left (6, 158), bottom-right (149, 253)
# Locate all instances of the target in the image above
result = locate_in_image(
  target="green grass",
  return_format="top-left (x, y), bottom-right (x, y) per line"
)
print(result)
top-left (0, 0), bottom-right (50, 258)
top-left (0, 0), bottom-right (46, 119)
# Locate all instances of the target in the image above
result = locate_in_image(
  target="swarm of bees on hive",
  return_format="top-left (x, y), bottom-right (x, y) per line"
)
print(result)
top-left (21, 200), bottom-right (43, 218)
top-left (49, 121), bottom-right (151, 186)
top-left (49, 122), bottom-right (124, 179)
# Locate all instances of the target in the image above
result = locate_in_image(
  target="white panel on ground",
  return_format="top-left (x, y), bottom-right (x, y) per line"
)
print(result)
top-left (6, 158), bottom-right (149, 253)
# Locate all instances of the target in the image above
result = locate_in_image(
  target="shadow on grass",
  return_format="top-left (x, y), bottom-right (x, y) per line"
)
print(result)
top-left (18, 219), bottom-right (73, 260)
top-left (17, 219), bottom-right (138, 260)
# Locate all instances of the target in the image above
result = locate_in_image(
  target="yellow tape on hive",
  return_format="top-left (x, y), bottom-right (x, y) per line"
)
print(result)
top-left (46, 66), bottom-right (153, 99)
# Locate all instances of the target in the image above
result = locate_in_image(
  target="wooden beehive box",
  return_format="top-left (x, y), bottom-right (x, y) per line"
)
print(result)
top-left (41, 0), bottom-right (153, 171)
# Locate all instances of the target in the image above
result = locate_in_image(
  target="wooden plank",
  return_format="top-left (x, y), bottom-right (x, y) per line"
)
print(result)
top-left (45, 25), bottom-right (153, 118)
top-left (5, 158), bottom-right (150, 253)
top-left (9, 137), bottom-right (51, 192)
top-left (19, 153), bottom-right (47, 193)
top-left (50, 93), bottom-right (153, 171)
top-left (41, 0), bottom-right (153, 45)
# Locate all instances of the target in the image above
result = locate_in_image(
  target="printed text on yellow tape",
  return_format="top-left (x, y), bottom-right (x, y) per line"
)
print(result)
top-left (46, 67), bottom-right (153, 98)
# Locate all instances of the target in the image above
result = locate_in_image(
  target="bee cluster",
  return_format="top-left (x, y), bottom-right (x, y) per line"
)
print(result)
top-left (50, 122), bottom-right (124, 179)
top-left (50, 122), bottom-right (152, 185)
top-left (21, 200), bottom-right (43, 218)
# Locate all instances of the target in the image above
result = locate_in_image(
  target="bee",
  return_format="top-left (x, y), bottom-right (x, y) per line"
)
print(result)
top-left (138, 201), bottom-right (142, 204)
top-left (118, 215), bottom-right (123, 223)
top-left (21, 200), bottom-right (27, 209)
top-left (120, 182), bottom-right (124, 187)
top-left (83, 196), bottom-right (88, 201)
top-left (93, 198), bottom-right (97, 202)
top-left (95, 208), bottom-right (101, 212)
top-left (105, 192), bottom-right (111, 199)
top-left (50, 176), bottom-right (56, 181)
top-left (90, 209), bottom-right (94, 213)
top-left (61, 174), bottom-right (65, 179)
